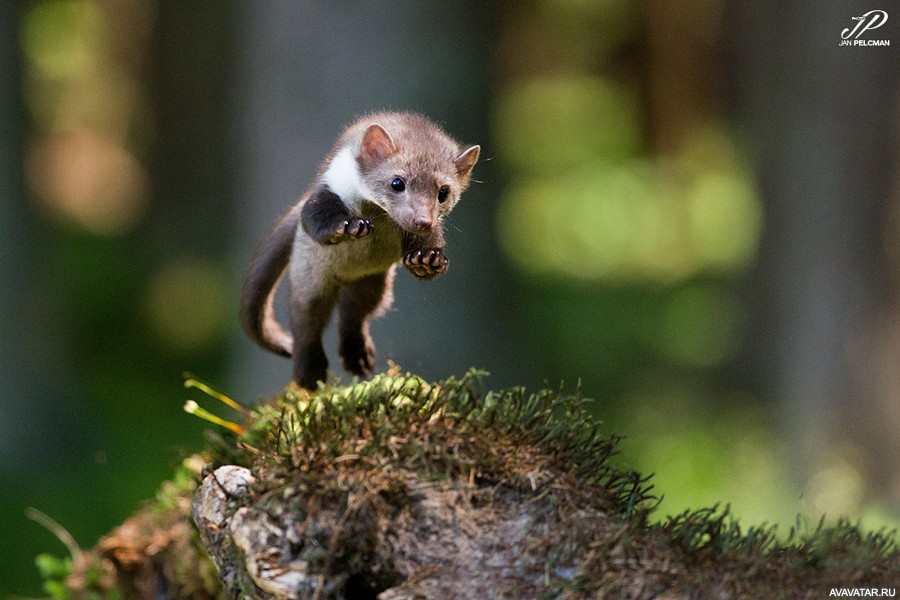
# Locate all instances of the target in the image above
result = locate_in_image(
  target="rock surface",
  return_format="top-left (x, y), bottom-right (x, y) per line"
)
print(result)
top-left (191, 463), bottom-right (605, 599)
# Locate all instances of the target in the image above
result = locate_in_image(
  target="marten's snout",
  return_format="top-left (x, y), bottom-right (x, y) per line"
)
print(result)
top-left (412, 216), bottom-right (433, 232)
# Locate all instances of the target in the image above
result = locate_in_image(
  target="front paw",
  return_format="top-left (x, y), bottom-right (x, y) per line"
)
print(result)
top-left (327, 217), bottom-right (372, 244)
top-left (404, 248), bottom-right (449, 279)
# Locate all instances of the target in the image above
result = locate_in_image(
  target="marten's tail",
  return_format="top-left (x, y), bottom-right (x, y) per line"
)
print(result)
top-left (239, 205), bottom-right (301, 357)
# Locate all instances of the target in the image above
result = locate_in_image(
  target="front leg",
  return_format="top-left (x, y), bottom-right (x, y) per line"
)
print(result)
top-left (403, 229), bottom-right (449, 280)
top-left (301, 186), bottom-right (373, 245)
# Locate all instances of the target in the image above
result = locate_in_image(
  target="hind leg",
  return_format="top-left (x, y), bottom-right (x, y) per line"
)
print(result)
top-left (290, 283), bottom-right (339, 389)
top-left (338, 269), bottom-right (395, 376)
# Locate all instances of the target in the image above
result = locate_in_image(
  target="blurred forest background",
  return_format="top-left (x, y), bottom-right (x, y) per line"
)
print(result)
top-left (1, 1), bottom-right (898, 595)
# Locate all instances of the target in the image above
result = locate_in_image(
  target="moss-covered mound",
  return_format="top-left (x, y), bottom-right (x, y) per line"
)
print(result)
top-left (38, 369), bottom-right (898, 599)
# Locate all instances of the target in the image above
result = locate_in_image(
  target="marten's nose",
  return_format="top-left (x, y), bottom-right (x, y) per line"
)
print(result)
top-left (413, 217), bottom-right (433, 231)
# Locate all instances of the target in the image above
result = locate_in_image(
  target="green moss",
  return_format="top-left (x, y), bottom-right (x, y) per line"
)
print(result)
top-left (238, 370), bottom-right (653, 515)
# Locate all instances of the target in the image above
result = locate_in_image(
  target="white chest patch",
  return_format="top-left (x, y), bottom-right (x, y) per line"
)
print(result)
top-left (321, 146), bottom-right (374, 210)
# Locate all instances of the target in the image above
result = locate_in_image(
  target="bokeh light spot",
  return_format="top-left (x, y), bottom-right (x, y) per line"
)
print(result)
top-left (807, 453), bottom-right (866, 519)
top-left (687, 171), bottom-right (762, 271)
top-left (493, 75), bottom-right (641, 172)
top-left (26, 129), bottom-right (148, 235)
top-left (22, 0), bottom-right (105, 79)
top-left (657, 284), bottom-right (742, 368)
top-left (143, 259), bottom-right (229, 352)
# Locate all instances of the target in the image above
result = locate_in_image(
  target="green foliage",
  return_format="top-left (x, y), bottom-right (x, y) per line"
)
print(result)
top-left (154, 455), bottom-right (204, 512)
top-left (35, 553), bottom-right (73, 599)
top-left (35, 553), bottom-right (73, 581)
top-left (34, 551), bottom-right (118, 600)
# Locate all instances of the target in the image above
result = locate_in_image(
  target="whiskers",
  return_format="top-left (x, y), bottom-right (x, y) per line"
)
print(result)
top-left (446, 222), bottom-right (465, 235)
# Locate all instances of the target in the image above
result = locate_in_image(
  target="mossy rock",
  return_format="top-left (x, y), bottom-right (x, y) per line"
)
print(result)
top-left (42, 369), bottom-right (899, 599)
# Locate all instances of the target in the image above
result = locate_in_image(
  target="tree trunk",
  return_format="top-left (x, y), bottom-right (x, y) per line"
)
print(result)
top-left (728, 0), bottom-right (899, 500)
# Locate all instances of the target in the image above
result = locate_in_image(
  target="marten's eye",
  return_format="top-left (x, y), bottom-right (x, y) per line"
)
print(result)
top-left (438, 185), bottom-right (450, 203)
top-left (390, 178), bottom-right (406, 192)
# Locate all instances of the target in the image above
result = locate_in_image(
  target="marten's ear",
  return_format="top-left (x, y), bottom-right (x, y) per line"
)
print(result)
top-left (359, 124), bottom-right (397, 167)
top-left (454, 145), bottom-right (480, 180)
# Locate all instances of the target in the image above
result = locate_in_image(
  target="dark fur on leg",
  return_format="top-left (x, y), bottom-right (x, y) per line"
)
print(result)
top-left (301, 186), bottom-right (372, 245)
top-left (338, 272), bottom-right (391, 376)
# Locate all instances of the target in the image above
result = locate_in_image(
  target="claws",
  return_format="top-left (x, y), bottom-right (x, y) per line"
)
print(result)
top-left (404, 248), bottom-right (449, 279)
top-left (327, 217), bottom-right (372, 244)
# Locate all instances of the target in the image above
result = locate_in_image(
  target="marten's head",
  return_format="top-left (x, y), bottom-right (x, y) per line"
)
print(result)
top-left (354, 113), bottom-right (479, 235)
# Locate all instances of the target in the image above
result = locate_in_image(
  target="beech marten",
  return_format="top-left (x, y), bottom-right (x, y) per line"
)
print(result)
top-left (240, 112), bottom-right (480, 389)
